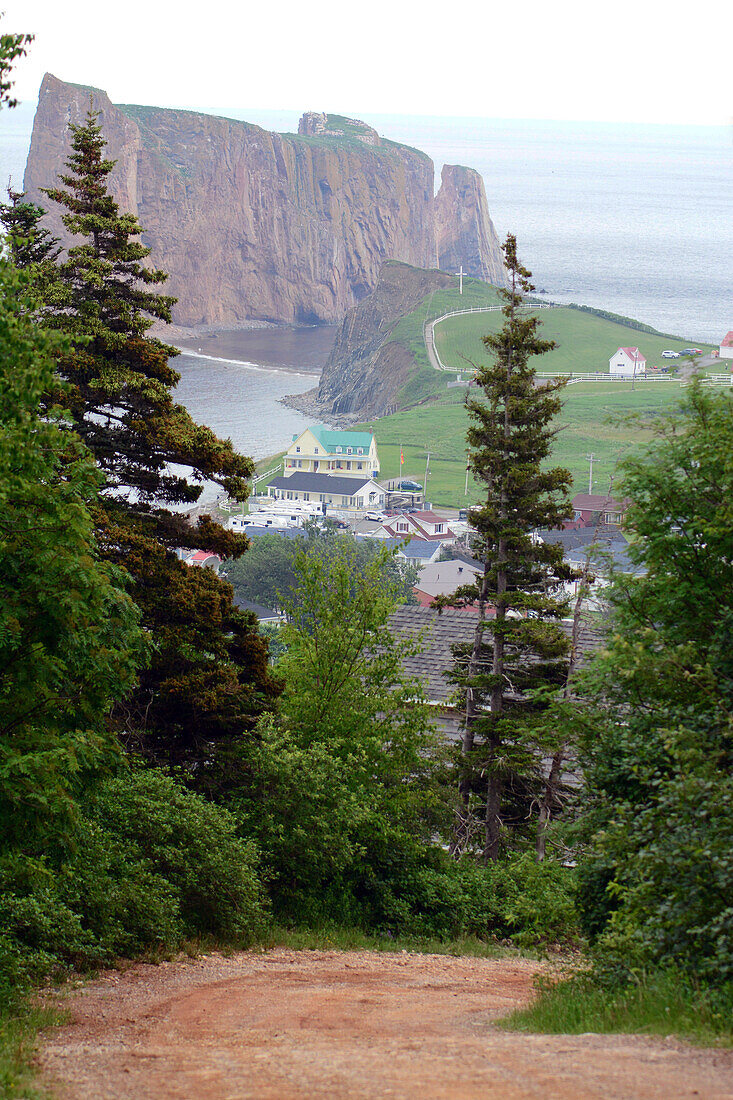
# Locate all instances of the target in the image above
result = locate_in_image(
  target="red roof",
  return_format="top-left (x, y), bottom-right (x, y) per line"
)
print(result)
top-left (721, 332), bottom-right (733, 347)
top-left (572, 493), bottom-right (628, 513)
top-left (619, 346), bottom-right (645, 362)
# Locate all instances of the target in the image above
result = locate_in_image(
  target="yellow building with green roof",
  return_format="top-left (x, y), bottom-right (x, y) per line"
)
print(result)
top-left (284, 426), bottom-right (379, 480)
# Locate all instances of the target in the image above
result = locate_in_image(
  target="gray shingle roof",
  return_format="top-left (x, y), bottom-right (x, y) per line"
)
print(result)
top-left (269, 473), bottom-right (374, 494)
top-left (389, 606), bottom-right (606, 705)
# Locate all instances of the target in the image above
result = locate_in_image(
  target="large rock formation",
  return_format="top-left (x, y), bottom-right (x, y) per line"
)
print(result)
top-left (24, 75), bottom-right (506, 327)
top-left (435, 164), bottom-right (506, 287)
top-left (311, 262), bottom-right (456, 418)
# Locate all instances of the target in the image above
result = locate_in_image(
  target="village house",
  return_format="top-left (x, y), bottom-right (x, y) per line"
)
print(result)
top-left (719, 332), bottom-right (733, 361)
top-left (283, 426), bottom-right (379, 479)
top-left (609, 346), bottom-right (646, 376)
top-left (571, 492), bottom-right (629, 526)
top-left (413, 558), bottom-right (482, 609)
top-left (375, 510), bottom-right (455, 542)
top-left (266, 472), bottom-right (386, 513)
top-left (178, 550), bottom-right (222, 574)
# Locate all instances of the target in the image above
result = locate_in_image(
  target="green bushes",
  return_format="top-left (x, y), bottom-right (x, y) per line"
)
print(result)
top-left (0, 769), bottom-right (266, 993)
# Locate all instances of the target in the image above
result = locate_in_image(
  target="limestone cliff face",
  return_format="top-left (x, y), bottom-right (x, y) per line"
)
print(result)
top-left (435, 165), bottom-right (506, 286)
top-left (24, 75), bottom-right (505, 326)
top-left (314, 262), bottom-right (455, 418)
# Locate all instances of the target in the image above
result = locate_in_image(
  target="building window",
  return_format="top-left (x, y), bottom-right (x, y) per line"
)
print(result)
top-left (435, 524), bottom-right (444, 533)
top-left (398, 522), bottom-right (408, 532)
top-left (357, 462), bottom-right (363, 469)
top-left (314, 447), bottom-right (319, 454)
top-left (295, 446), bottom-right (300, 453)
top-left (347, 447), bottom-right (352, 455)
top-left (304, 493), bottom-right (310, 501)
top-left (336, 446), bottom-right (342, 453)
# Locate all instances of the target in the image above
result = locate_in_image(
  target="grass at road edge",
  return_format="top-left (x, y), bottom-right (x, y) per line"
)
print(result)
top-left (0, 994), bottom-right (65, 1099)
top-left (256, 925), bottom-right (531, 958)
top-left (500, 969), bottom-right (733, 1048)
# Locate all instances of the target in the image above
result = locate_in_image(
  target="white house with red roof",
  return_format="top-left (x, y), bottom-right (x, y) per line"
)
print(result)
top-left (375, 510), bottom-right (455, 542)
top-left (719, 332), bottom-right (733, 361)
top-left (609, 347), bottom-right (646, 376)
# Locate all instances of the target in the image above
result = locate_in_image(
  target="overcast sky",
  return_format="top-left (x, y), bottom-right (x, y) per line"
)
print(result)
top-left (3, 0), bottom-right (731, 127)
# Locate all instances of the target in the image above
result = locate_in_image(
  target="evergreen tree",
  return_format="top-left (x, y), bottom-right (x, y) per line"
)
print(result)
top-left (447, 235), bottom-right (575, 861)
top-left (0, 187), bottom-right (61, 268)
top-left (40, 108), bottom-right (280, 787)
top-left (0, 258), bottom-right (145, 852)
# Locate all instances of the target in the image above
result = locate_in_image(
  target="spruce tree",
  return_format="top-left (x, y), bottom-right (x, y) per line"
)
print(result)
top-left (448, 235), bottom-right (575, 860)
top-left (41, 108), bottom-right (280, 789)
top-left (0, 187), bottom-right (61, 268)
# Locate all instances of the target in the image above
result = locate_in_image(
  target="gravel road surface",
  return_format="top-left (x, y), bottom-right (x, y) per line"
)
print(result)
top-left (38, 949), bottom-right (733, 1099)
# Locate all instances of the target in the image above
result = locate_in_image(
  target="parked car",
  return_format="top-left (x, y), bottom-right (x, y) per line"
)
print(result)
top-left (364, 510), bottom-right (387, 522)
top-left (397, 480), bottom-right (422, 491)
top-left (661, 350), bottom-right (680, 359)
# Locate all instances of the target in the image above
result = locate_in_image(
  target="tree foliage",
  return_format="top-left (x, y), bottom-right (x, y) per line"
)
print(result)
top-left (577, 383), bottom-right (733, 984)
top-left (446, 235), bottom-right (575, 860)
top-left (37, 108), bottom-right (280, 781)
top-left (0, 187), bottom-right (61, 269)
top-left (231, 539), bottom-right (446, 921)
top-left (225, 520), bottom-right (419, 613)
top-left (0, 258), bottom-right (145, 854)
top-left (0, 25), bottom-right (32, 109)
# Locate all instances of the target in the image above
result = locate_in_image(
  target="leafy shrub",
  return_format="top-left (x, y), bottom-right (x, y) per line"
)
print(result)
top-left (0, 769), bottom-right (267, 990)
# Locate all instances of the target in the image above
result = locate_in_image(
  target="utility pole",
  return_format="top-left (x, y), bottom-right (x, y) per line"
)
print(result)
top-left (464, 454), bottom-right (470, 496)
top-left (586, 453), bottom-right (594, 494)
top-left (424, 450), bottom-right (431, 494)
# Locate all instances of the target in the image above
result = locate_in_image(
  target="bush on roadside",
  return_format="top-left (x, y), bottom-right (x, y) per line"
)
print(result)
top-left (0, 768), bottom-right (267, 991)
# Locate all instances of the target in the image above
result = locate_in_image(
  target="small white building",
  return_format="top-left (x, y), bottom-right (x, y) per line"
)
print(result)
top-left (284, 426), bottom-right (379, 479)
top-left (719, 332), bottom-right (733, 361)
top-left (609, 347), bottom-right (646, 376)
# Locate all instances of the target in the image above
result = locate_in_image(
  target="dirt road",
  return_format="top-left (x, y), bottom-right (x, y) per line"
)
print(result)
top-left (38, 949), bottom-right (733, 1099)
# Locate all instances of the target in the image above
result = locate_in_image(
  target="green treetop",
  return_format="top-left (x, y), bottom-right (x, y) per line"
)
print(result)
top-left (446, 235), bottom-right (575, 861)
top-left (41, 108), bottom-right (252, 516)
top-left (0, 187), bottom-right (61, 268)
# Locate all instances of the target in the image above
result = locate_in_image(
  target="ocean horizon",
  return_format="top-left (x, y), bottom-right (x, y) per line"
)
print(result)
top-left (2, 100), bottom-right (731, 343)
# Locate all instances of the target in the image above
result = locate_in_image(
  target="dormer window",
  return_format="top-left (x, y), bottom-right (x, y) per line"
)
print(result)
top-left (336, 446), bottom-right (342, 453)
top-left (347, 447), bottom-right (352, 455)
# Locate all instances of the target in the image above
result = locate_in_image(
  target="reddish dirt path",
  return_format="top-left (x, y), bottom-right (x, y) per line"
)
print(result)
top-left (38, 950), bottom-right (733, 1099)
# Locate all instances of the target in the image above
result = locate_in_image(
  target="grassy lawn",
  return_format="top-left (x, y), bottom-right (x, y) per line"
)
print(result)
top-left (434, 306), bottom-right (716, 377)
top-left (357, 382), bottom-right (684, 507)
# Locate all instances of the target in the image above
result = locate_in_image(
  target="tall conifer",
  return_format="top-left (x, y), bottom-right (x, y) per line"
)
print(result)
top-left (41, 109), bottom-right (280, 788)
top-left (448, 236), bottom-right (574, 860)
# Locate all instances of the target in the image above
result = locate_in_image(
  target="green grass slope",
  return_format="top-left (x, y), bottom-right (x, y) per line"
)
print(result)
top-left (434, 305), bottom-right (715, 377)
top-left (357, 381), bottom-right (685, 507)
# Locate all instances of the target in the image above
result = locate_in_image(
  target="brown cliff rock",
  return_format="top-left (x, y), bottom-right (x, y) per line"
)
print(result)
top-left (24, 75), bottom-right (505, 327)
top-left (312, 262), bottom-right (455, 418)
top-left (435, 164), bottom-right (506, 284)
